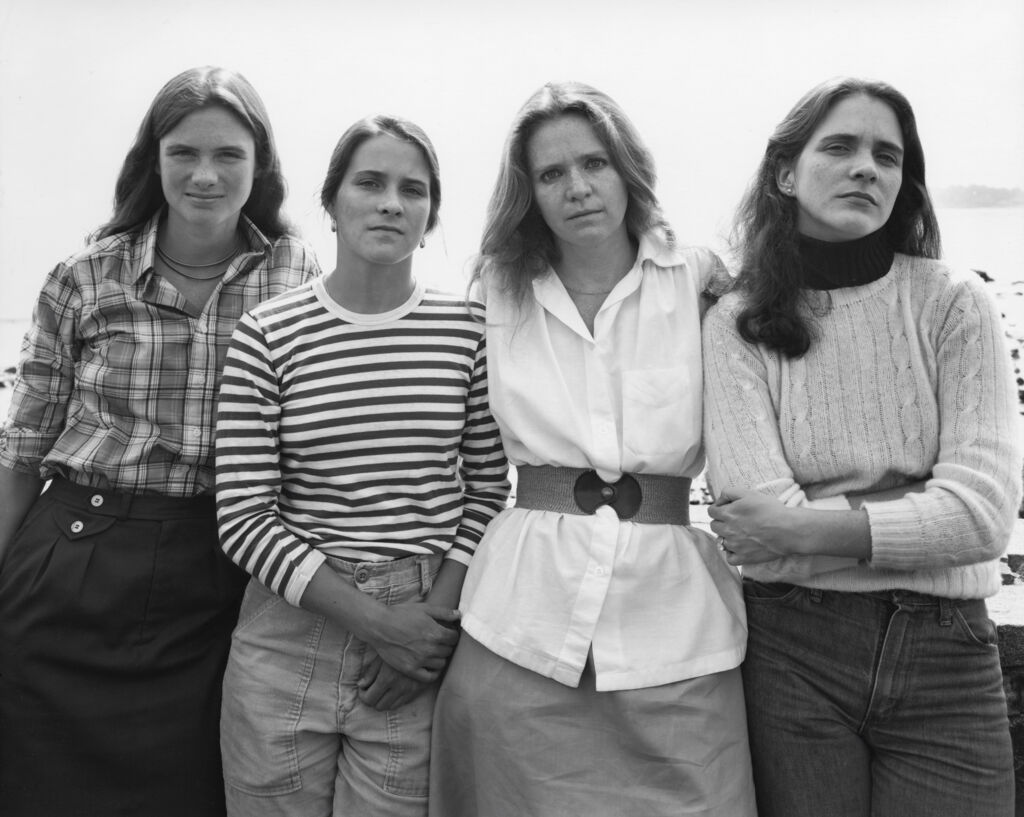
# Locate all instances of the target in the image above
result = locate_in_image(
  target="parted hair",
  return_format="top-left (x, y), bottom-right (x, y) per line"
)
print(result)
top-left (95, 66), bottom-right (291, 241)
top-left (732, 76), bottom-right (941, 357)
top-left (319, 114), bottom-right (441, 234)
top-left (471, 81), bottom-right (671, 309)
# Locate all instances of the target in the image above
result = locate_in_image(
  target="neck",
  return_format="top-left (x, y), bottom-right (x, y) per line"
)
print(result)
top-left (160, 212), bottom-right (241, 264)
top-left (554, 230), bottom-right (637, 293)
top-left (797, 228), bottom-right (894, 291)
top-left (325, 258), bottom-right (416, 314)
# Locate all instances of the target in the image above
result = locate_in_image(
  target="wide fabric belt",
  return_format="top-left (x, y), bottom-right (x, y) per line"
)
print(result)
top-left (514, 465), bottom-right (691, 525)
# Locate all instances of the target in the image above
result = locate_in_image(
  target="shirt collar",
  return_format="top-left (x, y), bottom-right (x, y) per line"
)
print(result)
top-left (131, 210), bottom-right (272, 284)
top-left (533, 228), bottom-right (680, 306)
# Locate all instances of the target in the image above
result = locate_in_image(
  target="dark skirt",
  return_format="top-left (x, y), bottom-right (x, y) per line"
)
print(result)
top-left (0, 478), bottom-right (248, 817)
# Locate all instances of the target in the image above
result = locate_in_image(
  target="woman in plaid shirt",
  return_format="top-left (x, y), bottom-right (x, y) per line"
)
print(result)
top-left (0, 66), bottom-right (318, 816)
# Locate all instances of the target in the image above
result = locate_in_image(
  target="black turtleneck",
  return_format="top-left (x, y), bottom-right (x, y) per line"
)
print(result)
top-left (798, 228), bottom-right (895, 291)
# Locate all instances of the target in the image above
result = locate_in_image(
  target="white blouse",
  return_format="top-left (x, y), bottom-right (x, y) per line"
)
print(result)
top-left (459, 231), bottom-right (747, 691)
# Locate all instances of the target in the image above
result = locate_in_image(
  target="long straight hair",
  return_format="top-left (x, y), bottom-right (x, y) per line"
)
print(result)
top-left (733, 77), bottom-right (941, 357)
top-left (94, 66), bottom-right (291, 241)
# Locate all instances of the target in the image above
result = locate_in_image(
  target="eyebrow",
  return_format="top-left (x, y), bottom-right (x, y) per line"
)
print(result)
top-left (162, 140), bottom-right (251, 153)
top-left (532, 149), bottom-right (609, 175)
top-left (817, 132), bottom-right (905, 156)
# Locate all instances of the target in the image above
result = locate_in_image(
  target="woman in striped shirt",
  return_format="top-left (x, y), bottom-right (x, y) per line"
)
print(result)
top-left (215, 115), bottom-right (509, 817)
top-left (0, 67), bottom-right (318, 816)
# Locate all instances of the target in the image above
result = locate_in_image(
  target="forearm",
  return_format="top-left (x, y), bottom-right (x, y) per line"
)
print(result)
top-left (425, 560), bottom-right (468, 611)
top-left (299, 563), bottom-right (389, 642)
top-left (0, 467), bottom-right (44, 559)
top-left (788, 506), bottom-right (872, 560)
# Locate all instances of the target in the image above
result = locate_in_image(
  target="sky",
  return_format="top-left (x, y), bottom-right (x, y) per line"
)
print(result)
top-left (1, 0), bottom-right (1022, 321)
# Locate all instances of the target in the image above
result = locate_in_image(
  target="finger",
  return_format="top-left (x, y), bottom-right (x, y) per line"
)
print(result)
top-left (425, 606), bottom-right (462, 625)
top-left (358, 654), bottom-right (383, 689)
top-left (359, 674), bottom-right (386, 707)
top-left (408, 665), bottom-right (442, 684)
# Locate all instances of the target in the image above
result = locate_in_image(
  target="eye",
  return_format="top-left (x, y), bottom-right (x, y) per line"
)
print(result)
top-left (539, 168), bottom-right (562, 183)
top-left (876, 152), bottom-right (901, 167)
top-left (584, 157), bottom-right (608, 170)
top-left (356, 178), bottom-right (380, 190)
top-left (823, 143), bottom-right (849, 155)
top-left (403, 185), bottom-right (427, 197)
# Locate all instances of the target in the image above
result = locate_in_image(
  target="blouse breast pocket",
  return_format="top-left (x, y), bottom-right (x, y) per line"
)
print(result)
top-left (622, 366), bottom-right (701, 461)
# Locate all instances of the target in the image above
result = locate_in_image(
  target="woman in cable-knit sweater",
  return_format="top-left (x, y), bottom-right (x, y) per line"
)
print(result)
top-left (703, 77), bottom-right (1021, 817)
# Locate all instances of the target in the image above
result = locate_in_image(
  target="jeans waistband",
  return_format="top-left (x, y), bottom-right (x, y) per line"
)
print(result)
top-left (324, 552), bottom-right (442, 592)
top-left (45, 477), bottom-right (214, 520)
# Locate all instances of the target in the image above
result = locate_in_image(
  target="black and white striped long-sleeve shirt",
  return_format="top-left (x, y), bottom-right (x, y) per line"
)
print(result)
top-left (215, 278), bottom-right (509, 605)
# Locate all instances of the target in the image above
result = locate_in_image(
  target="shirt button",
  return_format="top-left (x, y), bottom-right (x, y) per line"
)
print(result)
top-left (355, 569), bottom-right (370, 584)
top-left (594, 566), bottom-right (606, 577)
top-left (90, 494), bottom-right (104, 508)
top-left (70, 520), bottom-right (85, 534)
top-left (187, 426), bottom-right (202, 440)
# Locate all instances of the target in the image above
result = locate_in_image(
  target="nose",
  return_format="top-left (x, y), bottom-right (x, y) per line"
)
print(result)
top-left (192, 157), bottom-right (218, 187)
top-left (850, 150), bottom-right (879, 182)
top-left (378, 190), bottom-right (403, 216)
top-left (566, 167), bottom-right (592, 200)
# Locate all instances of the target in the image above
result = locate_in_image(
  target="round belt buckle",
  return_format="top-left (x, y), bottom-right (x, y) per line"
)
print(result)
top-left (573, 471), bottom-right (642, 519)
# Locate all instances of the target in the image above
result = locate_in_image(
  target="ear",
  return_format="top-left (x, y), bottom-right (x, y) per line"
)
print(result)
top-left (775, 164), bottom-right (795, 196)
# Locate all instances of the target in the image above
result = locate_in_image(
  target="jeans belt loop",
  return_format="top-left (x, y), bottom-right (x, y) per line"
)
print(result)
top-left (418, 555), bottom-right (433, 595)
top-left (938, 597), bottom-right (953, 627)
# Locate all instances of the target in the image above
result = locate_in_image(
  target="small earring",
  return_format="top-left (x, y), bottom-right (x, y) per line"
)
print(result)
top-left (419, 238), bottom-right (426, 249)
top-left (330, 218), bottom-right (337, 233)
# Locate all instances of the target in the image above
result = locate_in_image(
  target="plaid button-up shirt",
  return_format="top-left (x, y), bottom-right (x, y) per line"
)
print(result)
top-left (0, 212), bottom-right (319, 496)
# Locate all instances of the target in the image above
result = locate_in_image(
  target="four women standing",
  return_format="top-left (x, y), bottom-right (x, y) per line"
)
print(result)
top-left (0, 70), bottom-right (1018, 815)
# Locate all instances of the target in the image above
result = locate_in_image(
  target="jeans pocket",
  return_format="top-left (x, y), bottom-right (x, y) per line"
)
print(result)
top-left (743, 580), bottom-right (802, 604)
top-left (233, 579), bottom-right (285, 634)
top-left (952, 602), bottom-right (999, 648)
top-left (221, 596), bottom-right (320, 796)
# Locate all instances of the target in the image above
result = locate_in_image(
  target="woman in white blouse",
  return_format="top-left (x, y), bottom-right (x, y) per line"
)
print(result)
top-left (428, 81), bottom-right (756, 817)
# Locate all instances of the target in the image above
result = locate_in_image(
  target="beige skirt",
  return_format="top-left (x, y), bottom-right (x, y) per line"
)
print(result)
top-left (429, 635), bottom-right (756, 817)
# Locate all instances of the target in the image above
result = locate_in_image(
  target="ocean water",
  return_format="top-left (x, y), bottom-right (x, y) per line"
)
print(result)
top-left (2, 207), bottom-right (1022, 420)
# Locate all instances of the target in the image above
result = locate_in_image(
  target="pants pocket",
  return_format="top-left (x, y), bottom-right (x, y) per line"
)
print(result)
top-left (221, 595), bottom-right (321, 796)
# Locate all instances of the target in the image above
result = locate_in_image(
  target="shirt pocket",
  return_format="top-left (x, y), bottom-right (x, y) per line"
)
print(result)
top-left (622, 366), bottom-right (700, 459)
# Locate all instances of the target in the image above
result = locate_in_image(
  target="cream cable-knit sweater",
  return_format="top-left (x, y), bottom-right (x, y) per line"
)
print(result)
top-left (703, 254), bottom-right (1022, 599)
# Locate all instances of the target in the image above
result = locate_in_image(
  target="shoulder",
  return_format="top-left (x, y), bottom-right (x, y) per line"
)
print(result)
top-left (641, 233), bottom-right (732, 291)
top-left (40, 230), bottom-right (143, 300)
top-left (262, 234), bottom-right (321, 276)
top-left (420, 289), bottom-right (486, 323)
top-left (249, 282), bottom-right (317, 319)
top-left (892, 254), bottom-right (999, 315)
top-left (702, 291), bottom-right (747, 336)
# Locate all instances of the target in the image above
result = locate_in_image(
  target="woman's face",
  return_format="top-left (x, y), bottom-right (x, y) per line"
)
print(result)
top-left (527, 114), bottom-right (629, 253)
top-left (779, 94), bottom-right (904, 243)
top-left (157, 106), bottom-right (256, 236)
top-left (330, 134), bottom-right (432, 270)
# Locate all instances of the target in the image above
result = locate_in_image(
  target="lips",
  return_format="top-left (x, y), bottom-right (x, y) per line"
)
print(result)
top-left (840, 192), bottom-right (877, 205)
top-left (370, 225), bottom-right (403, 235)
top-left (568, 209), bottom-right (602, 220)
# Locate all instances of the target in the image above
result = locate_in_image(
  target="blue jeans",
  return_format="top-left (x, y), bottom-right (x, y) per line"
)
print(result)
top-left (742, 581), bottom-right (1013, 817)
top-left (220, 554), bottom-right (441, 817)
